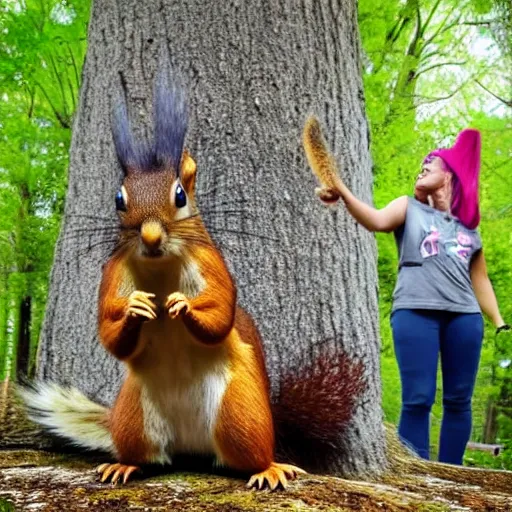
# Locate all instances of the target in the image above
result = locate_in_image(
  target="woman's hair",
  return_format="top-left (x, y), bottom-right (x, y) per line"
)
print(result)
top-left (449, 169), bottom-right (465, 225)
top-left (423, 129), bottom-right (481, 230)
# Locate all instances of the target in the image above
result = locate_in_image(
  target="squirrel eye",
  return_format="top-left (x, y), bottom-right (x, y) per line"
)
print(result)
top-left (115, 190), bottom-right (126, 211)
top-left (175, 184), bottom-right (187, 208)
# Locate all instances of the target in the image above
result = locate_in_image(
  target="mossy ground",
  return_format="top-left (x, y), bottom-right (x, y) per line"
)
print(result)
top-left (0, 449), bottom-right (511, 511)
top-left (1, 382), bottom-right (511, 511)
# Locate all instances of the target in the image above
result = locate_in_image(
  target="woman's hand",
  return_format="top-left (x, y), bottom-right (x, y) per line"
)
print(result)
top-left (315, 186), bottom-right (341, 205)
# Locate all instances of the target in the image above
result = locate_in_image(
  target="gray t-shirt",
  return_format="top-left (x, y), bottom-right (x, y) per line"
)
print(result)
top-left (392, 197), bottom-right (482, 313)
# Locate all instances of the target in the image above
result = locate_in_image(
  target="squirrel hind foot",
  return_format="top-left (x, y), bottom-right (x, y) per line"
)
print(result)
top-left (96, 462), bottom-right (141, 485)
top-left (246, 462), bottom-right (306, 491)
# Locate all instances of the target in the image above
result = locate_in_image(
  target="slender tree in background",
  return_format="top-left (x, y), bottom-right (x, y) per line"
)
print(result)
top-left (36, 0), bottom-right (386, 474)
top-left (0, 0), bottom-right (89, 380)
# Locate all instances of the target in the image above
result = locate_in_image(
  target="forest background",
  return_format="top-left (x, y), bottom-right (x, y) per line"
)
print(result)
top-left (0, 0), bottom-right (510, 470)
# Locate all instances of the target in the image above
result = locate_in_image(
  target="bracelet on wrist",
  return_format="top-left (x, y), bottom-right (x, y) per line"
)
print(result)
top-left (496, 324), bottom-right (511, 335)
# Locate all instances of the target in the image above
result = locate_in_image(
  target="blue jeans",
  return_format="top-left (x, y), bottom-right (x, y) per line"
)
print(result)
top-left (391, 309), bottom-right (483, 464)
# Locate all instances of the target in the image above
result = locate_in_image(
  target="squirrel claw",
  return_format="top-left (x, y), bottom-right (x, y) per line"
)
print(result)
top-left (165, 292), bottom-right (190, 319)
top-left (127, 291), bottom-right (157, 321)
top-left (247, 462), bottom-right (306, 491)
top-left (96, 462), bottom-right (141, 485)
top-left (96, 462), bottom-right (110, 474)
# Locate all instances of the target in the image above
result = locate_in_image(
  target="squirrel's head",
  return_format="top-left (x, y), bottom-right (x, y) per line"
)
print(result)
top-left (112, 74), bottom-right (203, 260)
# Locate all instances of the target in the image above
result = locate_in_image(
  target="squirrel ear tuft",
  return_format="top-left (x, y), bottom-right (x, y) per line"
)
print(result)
top-left (153, 69), bottom-right (188, 173)
top-left (112, 98), bottom-right (137, 175)
top-left (180, 149), bottom-right (196, 195)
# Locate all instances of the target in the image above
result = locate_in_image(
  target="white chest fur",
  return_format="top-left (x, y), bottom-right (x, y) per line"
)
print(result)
top-left (140, 362), bottom-right (230, 463)
top-left (128, 256), bottom-right (231, 463)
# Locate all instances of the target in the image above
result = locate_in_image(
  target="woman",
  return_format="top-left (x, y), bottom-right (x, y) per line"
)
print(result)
top-left (314, 128), bottom-right (509, 464)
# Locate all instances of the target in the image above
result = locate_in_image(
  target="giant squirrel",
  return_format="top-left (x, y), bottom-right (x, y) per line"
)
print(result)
top-left (22, 77), bottom-right (365, 490)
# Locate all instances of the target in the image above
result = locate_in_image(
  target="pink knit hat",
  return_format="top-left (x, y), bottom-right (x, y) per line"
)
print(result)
top-left (429, 129), bottom-right (481, 229)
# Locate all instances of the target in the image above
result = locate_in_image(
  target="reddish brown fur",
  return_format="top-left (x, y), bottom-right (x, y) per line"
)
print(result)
top-left (214, 314), bottom-right (274, 472)
top-left (98, 252), bottom-right (143, 361)
top-left (180, 150), bottom-right (196, 194)
top-left (182, 244), bottom-right (236, 344)
top-left (121, 170), bottom-right (176, 230)
top-left (303, 116), bottom-right (343, 203)
top-left (274, 350), bottom-right (366, 468)
top-left (109, 374), bottom-right (155, 464)
top-left (234, 308), bottom-right (271, 394)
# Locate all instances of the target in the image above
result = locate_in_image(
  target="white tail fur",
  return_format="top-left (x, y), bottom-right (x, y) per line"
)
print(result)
top-left (19, 382), bottom-right (115, 454)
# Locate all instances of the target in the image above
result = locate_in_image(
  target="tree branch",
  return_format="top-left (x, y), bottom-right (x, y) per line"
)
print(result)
top-left (34, 81), bottom-right (70, 129)
top-left (24, 86), bottom-right (36, 119)
top-left (416, 60), bottom-right (467, 77)
top-left (67, 74), bottom-right (76, 112)
top-left (66, 42), bottom-right (81, 93)
top-left (461, 20), bottom-right (499, 26)
top-left (385, 14), bottom-right (409, 44)
top-left (48, 54), bottom-right (69, 121)
top-left (420, 0), bottom-right (444, 38)
top-left (372, 2), bottom-right (415, 75)
top-left (422, 5), bottom-right (460, 47)
top-left (414, 83), bottom-right (466, 105)
top-left (475, 80), bottom-right (512, 107)
top-left (415, 0), bottom-right (422, 37)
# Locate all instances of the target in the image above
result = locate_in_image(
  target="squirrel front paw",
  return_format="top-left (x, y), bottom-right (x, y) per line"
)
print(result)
top-left (165, 292), bottom-right (190, 319)
top-left (126, 291), bottom-right (157, 321)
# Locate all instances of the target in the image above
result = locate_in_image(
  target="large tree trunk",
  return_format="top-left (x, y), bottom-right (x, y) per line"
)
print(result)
top-left (37, 0), bottom-right (384, 474)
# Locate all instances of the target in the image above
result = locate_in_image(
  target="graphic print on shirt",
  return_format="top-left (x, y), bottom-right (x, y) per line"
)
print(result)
top-left (420, 225), bottom-right (440, 258)
top-left (445, 231), bottom-right (474, 263)
top-left (419, 224), bottom-right (476, 265)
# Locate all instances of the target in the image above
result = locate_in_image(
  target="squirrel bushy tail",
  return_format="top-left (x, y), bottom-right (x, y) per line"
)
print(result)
top-left (19, 382), bottom-right (115, 454)
top-left (272, 349), bottom-right (366, 467)
top-left (303, 116), bottom-right (342, 192)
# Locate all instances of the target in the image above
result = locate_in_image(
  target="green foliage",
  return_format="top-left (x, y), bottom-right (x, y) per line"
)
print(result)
top-left (0, 498), bottom-right (15, 512)
top-left (359, 0), bottom-right (512, 469)
top-left (0, 0), bottom-right (89, 380)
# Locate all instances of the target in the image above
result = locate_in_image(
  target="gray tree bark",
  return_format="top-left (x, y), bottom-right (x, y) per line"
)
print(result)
top-left (37, 0), bottom-right (385, 475)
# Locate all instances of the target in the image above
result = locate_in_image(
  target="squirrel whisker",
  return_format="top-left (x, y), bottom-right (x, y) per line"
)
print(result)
top-left (168, 228), bottom-right (212, 248)
top-left (76, 239), bottom-right (119, 257)
top-left (65, 226), bottom-right (119, 235)
top-left (194, 183), bottom-right (229, 196)
top-left (207, 228), bottom-right (280, 243)
top-left (202, 209), bottom-right (256, 219)
top-left (62, 231), bottom-right (120, 242)
top-left (198, 198), bottom-right (251, 208)
top-left (68, 213), bottom-right (119, 222)
top-left (172, 212), bottom-right (201, 223)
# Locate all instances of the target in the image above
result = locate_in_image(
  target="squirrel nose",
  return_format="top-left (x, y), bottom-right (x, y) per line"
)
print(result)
top-left (141, 220), bottom-right (164, 250)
